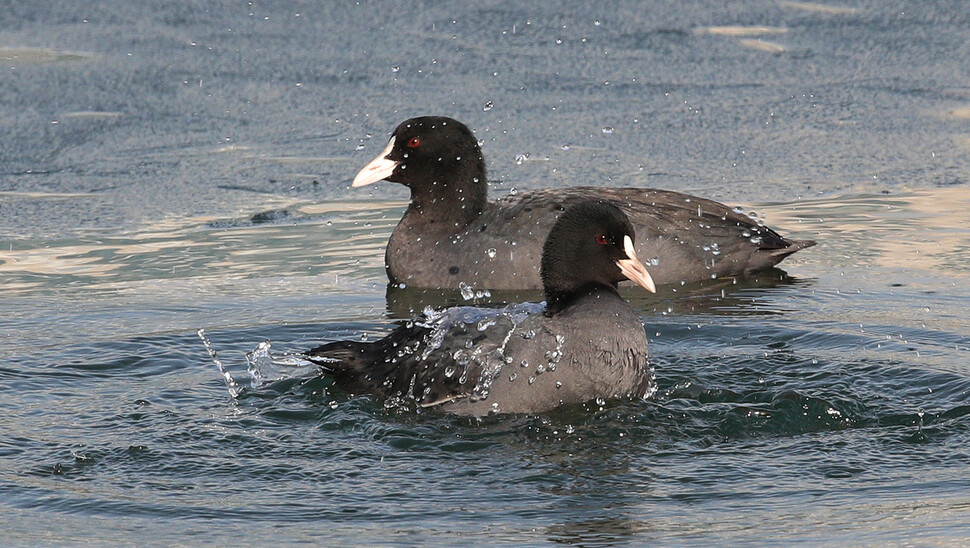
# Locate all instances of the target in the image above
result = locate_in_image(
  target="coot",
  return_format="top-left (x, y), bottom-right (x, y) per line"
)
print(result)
top-left (306, 201), bottom-right (656, 415)
top-left (352, 116), bottom-right (815, 290)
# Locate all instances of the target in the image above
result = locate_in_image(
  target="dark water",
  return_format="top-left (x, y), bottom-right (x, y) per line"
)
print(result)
top-left (3, 1), bottom-right (970, 545)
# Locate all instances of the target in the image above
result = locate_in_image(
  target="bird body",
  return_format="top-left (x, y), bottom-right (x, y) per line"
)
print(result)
top-left (353, 116), bottom-right (815, 290)
top-left (310, 293), bottom-right (652, 415)
top-left (308, 201), bottom-right (657, 415)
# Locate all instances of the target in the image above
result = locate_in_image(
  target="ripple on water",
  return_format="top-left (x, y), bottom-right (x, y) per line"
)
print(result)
top-left (0, 47), bottom-right (95, 66)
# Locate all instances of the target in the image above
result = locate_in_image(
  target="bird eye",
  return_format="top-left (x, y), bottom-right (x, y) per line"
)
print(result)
top-left (595, 234), bottom-right (609, 245)
top-left (407, 137), bottom-right (421, 148)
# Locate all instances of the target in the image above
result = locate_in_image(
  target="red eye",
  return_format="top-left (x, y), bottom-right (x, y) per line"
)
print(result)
top-left (407, 137), bottom-right (421, 148)
top-left (596, 234), bottom-right (609, 245)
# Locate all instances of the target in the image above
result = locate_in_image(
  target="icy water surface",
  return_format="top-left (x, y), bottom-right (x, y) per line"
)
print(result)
top-left (3, 1), bottom-right (970, 545)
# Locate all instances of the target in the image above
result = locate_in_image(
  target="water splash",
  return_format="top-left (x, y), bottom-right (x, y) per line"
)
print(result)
top-left (458, 281), bottom-right (492, 301)
top-left (198, 328), bottom-right (240, 398)
top-left (411, 302), bottom-right (548, 403)
top-left (199, 328), bottom-right (318, 397)
top-left (245, 340), bottom-right (318, 389)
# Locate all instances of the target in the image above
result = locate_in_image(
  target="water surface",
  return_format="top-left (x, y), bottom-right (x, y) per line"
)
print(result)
top-left (2, 1), bottom-right (970, 545)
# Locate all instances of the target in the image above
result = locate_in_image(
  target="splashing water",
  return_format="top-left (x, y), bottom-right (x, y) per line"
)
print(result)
top-left (245, 341), bottom-right (318, 389)
top-left (198, 328), bottom-right (240, 398)
top-left (409, 302), bottom-right (547, 401)
top-left (199, 329), bottom-right (318, 397)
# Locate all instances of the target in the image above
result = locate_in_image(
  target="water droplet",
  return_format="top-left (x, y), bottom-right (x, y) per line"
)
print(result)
top-left (486, 248), bottom-right (497, 258)
top-left (326, 220), bottom-right (333, 227)
top-left (561, 144), bottom-right (571, 151)
top-left (514, 154), bottom-right (529, 164)
top-left (528, 376), bottom-right (536, 384)
top-left (509, 373), bottom-right (517, 382)
top-left (482, 101), bottom-right (494, 112)
top-left (444, 365), bottom-right (456, 378)
top-left (556, 381), bottom-right (563, 389)
top-left (459, 282), bottom-right (476, 300)
top-left (391, 66), bottom-right (400, 72)
top-left (602, 126), bottom-right (614, 134)
top-left (355, 143), bottom-right (365, 151)
top-left (509, 187), bottom-right (518, 195)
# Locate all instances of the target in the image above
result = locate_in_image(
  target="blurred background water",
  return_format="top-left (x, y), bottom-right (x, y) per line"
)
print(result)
top-left (2, 1), bottom-right (969, 545)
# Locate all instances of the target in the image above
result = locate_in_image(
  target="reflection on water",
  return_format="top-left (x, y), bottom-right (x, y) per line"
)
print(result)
top-left (547, 516), bottom-right (638, 545)
top-left (775, 187), bottom-right (970, 276)
top-left (0, 47), bottom-right (95, 66)
top-left (0, 200), bottom-right (402, 294)
top-left (5, 188), bottom-right (968, 296)
top-left (780, 1), bottom-right (860, 15)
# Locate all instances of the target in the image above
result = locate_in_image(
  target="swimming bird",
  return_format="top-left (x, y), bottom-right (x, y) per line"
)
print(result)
top-left (351, 116), bottom-right (815, 290)
top-left (306, 201), bottom-right (657, 415)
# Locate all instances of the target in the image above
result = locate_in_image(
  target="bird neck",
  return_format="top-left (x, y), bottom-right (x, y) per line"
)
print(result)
top-left (544, 283), bottom-right (619, 316)
top-left (405, 176), bottom-right (488, 227)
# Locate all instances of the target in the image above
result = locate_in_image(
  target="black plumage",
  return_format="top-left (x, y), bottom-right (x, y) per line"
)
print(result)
top-left (307, 201), bottom-right (657, 415)
top-left (352, 116), bottom-right (815, 290)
